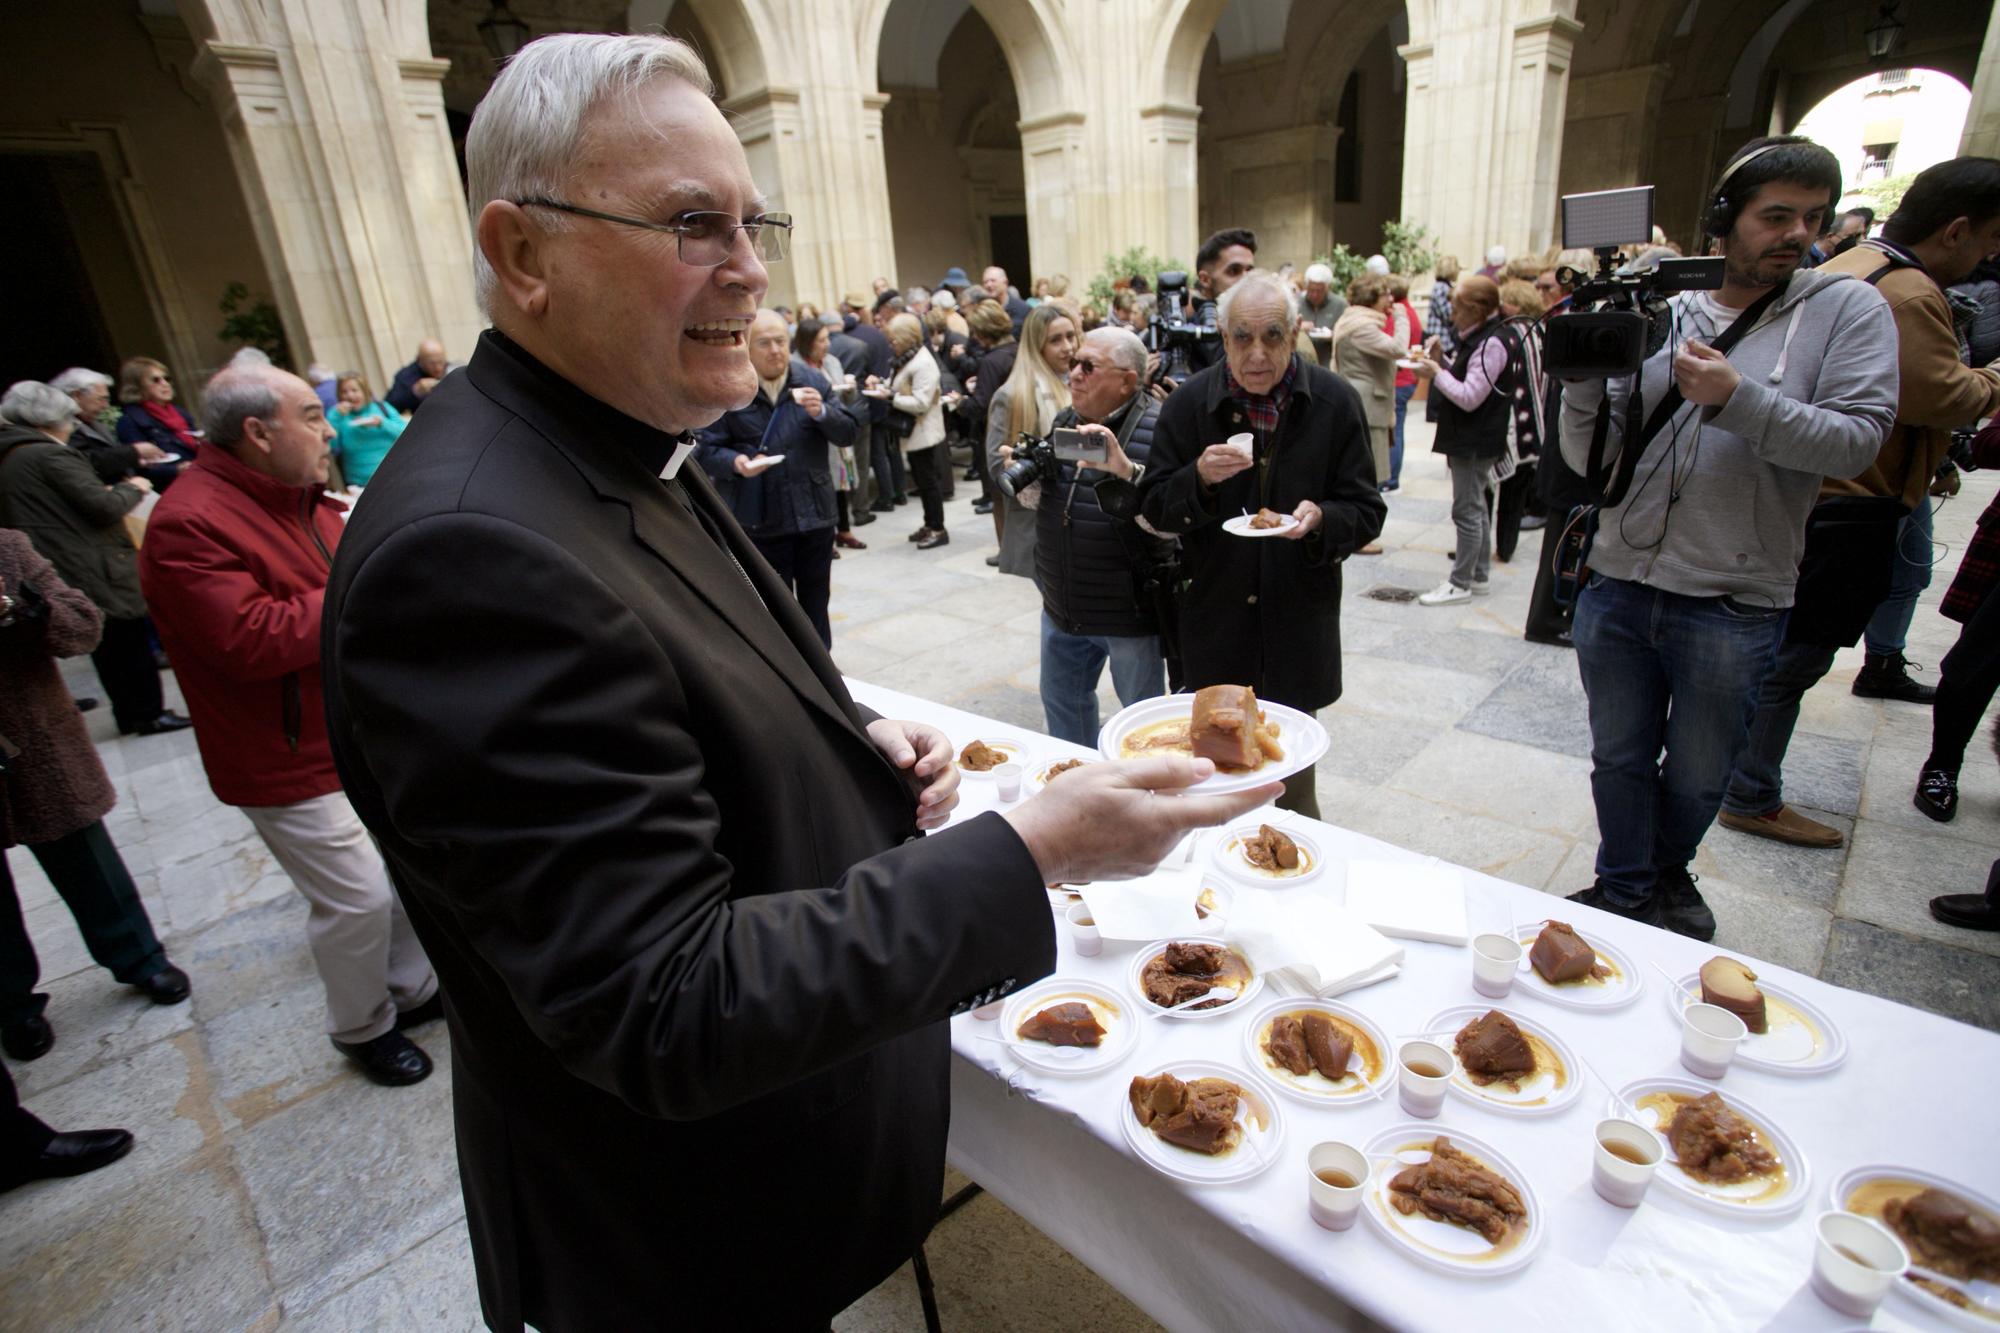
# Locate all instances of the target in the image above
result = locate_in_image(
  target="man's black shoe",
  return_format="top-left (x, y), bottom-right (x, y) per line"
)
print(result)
top-left (850, 509), bottom-right (877, 527)
top-left (2, 1014), bottom-right (54, 1062)
top-left (1654, 865), bottom-right (1717, 942)
top-left (893, 494), bottom-right (909, 506)
top-left (134, 712), bottom-right (193, 736)
top-left (984, 554), bottom-right (1001, 567)
top-left (971, 498), bottom-right (993, 515)
top-left (134, 964), bottom-right (190, 1005)
top-left (963, 467), bottom-right (980, 481)
top-left (3, 1128), bottom-right (134, 1192)
top-left (917, 530), bottom-right (950, 550)
top-left (1852, 652), bottom-right (1936, 704)
top-left (1914, 767), bottom-right (1958, 822)
top-left (332, 1030), bottom-right (434, 1086)
top-left (1523, 630), bottom-right (1573, 649)
top-left (395, 992), bottom-right (445, 1031)
top-left (868, 500), bottom-right (895, 514)
top-left (1931, 894), bottom-right (2000, 931)
top-left (74, 697), bottom-right (98, 713)
top-left (1564, 883), bottom-right (1664, 928)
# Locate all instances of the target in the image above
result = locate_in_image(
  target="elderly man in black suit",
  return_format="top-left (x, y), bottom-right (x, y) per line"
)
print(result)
top-left (321, 32), bottom-right (1271, 1333)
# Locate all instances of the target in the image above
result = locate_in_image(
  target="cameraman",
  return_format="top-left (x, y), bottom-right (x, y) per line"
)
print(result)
top-left (1556, 135), bottom-right (1896, 939)
top-left (1152, 229), bottom-right (1257, 384)
top-left (1721, 156), bottom-right (2000, 847)
top-left (1026, 327), bottom-right (1175, 743)
top-left (1139, 271), bottom-right (1386, 818)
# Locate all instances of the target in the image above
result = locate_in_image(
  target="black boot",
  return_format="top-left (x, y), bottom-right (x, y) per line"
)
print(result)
top-left (1852, 652), bottom-right (1937, 704)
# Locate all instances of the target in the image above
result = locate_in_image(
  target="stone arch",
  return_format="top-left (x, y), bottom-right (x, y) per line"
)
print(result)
top-left (858, 0), bottom-right (1078, 122)
top-left (627, 0), bottom-right (779, 100)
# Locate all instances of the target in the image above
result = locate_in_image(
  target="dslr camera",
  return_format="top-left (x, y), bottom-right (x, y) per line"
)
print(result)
top-left (1145, 270), bottom-right (1221, 376)
top-left (1543, 185), bottom-right (1724, 379)
top-left (997, 427), bottom-right (1112, 498)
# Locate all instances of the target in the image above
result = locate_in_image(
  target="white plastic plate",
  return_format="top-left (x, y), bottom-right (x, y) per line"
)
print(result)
top-left (1125, 935), bottom-right (1263, 1021)
top-left (1210, 820), bottom-right (1325, 888)
top-left (1510, 922), bottom-right (1643, 1012)
top-left (994, 978), bottom-right (1140, 1078)
top-left (1119, 1060), bottom-right (1284, 1185)
top-left (1360, 1124), bottom-right (1544, 1277)
top-left (1239, 997), bottom-right (1393, 1107)
top-left (1829, 1164), bottom-right (2000, 1331)
top-left (1615, 1076), bottom-right (1811, 1219)
top-left (1098, 695), bottom-right (1328, 796)
top-left (1662, 968), bottom-right (1848, 1076)
top-left (1426, 1005), bottom-right (1583, 1118)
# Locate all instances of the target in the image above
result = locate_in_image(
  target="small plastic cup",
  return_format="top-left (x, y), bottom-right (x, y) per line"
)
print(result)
top-left (1591, 1117), bottom-right (1663, 1208)
top-left (1397, 1040), bottom-right (1452, 1119)
top-left (1679, 1003), bottom-right (1748, 1079)
top-left (1066, 902), bottom-right (1102, 958)
top-left (790, 386), bottom-right (813, 406)
top-left (1471, 933), bottom-right (1523, 998)
top-left (1307, 1142), bottom-right (1370, 1231)
top-left (992, 762), bottom-right (1023, 802)
top-left (1226, 431), bottom-right (1254, 461)
top-left (1809, 1211), bottom-right (1909, 1318)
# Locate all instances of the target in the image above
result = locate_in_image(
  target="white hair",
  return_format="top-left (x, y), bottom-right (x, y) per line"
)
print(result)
top-left (1303, 263), bottom-right (1333, 285)
top-left (1, 381), bottom-right (81, 429)
top-left (305, 362), bottom-right (336, 384)
top-left (905, 286), bottom-right (931, 306)
top-left (1216, 270), bottom-right (1299, 331)
top-left (227, 346), bottom-right (273, 369)
top-left (932, 288), bottom-right (957, 310)
top-left (467, 33), bottom-right (715, 317)
top-left (1086, 325), bottom-right (1147, 376)
top-left (1364, 254), bottom-right (1390, 275)
top-left (1486, 245), bottom-right (1508, 266)
top-left (49, 367), bottom-right (113, 398)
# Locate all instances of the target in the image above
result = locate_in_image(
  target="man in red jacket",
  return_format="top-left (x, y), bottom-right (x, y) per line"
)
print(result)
top-left (137, 364), bottom-right (439, 1086)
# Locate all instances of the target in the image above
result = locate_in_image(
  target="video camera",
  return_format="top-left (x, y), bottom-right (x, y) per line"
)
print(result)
top-left (1542, 186), bottom-right (1725, 379)
top-left (996, 427), bottom-right (1112, 498)
top-left (1145, 270), bottom-right (1221, 379)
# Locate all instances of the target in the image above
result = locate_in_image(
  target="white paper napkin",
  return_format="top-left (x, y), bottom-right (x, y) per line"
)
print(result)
top-left (1223, 890), bottom-right (1404, 998)
top-left (1341, 858), bottom-right (1470, 946)
top-left (1078, 870), bottom-right (1207, 942)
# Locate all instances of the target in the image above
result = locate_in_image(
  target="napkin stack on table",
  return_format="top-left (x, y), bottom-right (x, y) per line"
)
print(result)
top-left (1078, 871), bottom-right (1207, 941)
top-left (1223, 888), bottom-right (1403, 998)
top-left (1340, 858), bottom-right (1471, 946)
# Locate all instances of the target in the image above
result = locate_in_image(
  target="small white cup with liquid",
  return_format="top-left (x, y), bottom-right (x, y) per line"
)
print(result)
top-left (1396, 1041), bottom-right (1453, 1119)
top-left (1809, 1211), bottom-right (1909, 1318)
top-left (1307, 1142), bottom-right (1370, 1232)
top-left (1065, 902), bottom-right (1102, 958)
top-left (1591, 1117), bottom-right (1664, 1208)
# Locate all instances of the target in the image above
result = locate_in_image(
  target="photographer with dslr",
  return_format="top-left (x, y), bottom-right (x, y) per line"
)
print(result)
top-left (1556, 136), bottom-right (1896, 938)
top-left (1148, 229), bottom-right (1256, 388)
top-left (1001, 326), bottom-right (1174, 743)
top-left (1139, 271), bottom-right (1386, 818)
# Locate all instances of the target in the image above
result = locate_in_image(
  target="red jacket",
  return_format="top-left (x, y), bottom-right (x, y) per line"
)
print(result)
top-left (138, 444), bottom-right (347, 807)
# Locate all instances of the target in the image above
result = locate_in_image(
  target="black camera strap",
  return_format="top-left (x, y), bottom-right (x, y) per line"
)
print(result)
top-left (1585, 279), bottom-right (1787, 507)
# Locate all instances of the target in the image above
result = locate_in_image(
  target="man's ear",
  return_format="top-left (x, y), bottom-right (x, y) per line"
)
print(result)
top-left (241, 415), bottom-right (276, 458)
top-left (479, 200), bottom-right (550, 319)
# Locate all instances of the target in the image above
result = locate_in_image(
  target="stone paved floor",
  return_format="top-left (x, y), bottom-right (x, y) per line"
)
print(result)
top-left (3, 416), bottom-right (1995, 1330)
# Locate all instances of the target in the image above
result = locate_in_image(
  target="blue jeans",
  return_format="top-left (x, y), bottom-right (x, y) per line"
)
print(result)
top-left (1039, 613), bottom-right (1165, 746)
top-left (1862, 501), bottom-right (1935, 657)
top-left (1390, 382), bottom-right (1414, 486)
top-left (1720, 640), bottom-right (1838, 817)
top-left (1572, 576), bottom-right (1786, 907)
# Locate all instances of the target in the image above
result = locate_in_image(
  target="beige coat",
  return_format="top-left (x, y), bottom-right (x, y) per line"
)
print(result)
top-left (890, 346), bottom-right (946, 453)
top-left (1332, 304), bottom-right (1402, 482)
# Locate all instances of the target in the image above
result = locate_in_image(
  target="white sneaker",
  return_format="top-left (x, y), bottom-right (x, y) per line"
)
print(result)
top-left (1471, 580), bottom-right (1492, 597)
top-left (1417, 580), bottom-right (1471, 606)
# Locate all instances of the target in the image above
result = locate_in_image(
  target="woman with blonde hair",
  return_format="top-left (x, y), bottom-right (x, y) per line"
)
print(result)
top-left (113, 357), bottom-right (196, 489)
top-left (885, 313), bottom-right (950, 549)
top-left (985, 303), bottom-right (1076, 575)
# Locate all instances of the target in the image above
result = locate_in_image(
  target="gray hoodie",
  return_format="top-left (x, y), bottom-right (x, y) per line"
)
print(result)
top-left (1558, 268), bottom-right (1897, 607)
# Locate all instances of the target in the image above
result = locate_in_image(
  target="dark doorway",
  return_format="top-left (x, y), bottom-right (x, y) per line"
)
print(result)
top-left (0, 153), bottom-right (165, 388)
top-left (989, 215), bottom-right (1031, 291)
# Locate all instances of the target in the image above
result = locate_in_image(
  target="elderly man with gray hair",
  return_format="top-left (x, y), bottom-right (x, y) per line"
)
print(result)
top-left (316, 31), bottom-right (1273, 1332)
top-left (1028, 324), bottom-right (1177, 742)
top-left (51, 367), bottom-right (171, 485)
top-left (1298, 262), bottom-right (1346, 367)
top-left (1139, 270), bottom-right (1386, 817)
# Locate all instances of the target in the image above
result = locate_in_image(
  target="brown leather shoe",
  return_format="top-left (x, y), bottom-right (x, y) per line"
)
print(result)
top-left (1357, 543), bottom-right (1384, 555)
top-left (1716, 804), bottom-right (1843, 848)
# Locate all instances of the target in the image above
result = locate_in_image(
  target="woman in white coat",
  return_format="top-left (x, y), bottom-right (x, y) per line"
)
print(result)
top-left (884, 313), bottom-right (949, 549)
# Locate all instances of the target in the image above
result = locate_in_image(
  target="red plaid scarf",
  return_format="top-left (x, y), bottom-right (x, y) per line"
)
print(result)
top-left (1226, 357), bottom-right (1298, 436)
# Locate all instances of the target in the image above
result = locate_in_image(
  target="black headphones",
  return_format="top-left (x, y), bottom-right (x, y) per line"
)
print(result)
top-left (1702, 139), bottom-right (1843, 239)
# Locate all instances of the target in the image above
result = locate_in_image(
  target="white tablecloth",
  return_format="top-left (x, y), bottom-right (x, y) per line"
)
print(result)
top-left (848, 679), bottom-right (2000, 1332)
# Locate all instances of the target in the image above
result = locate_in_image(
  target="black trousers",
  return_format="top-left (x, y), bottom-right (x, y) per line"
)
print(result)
top-left (1928, 578), bottom-right (2000, 773)
top-left (0, 822), bottom-right (166, 1025)
top-left (1, 1057), bottom-right (55, 1181)
top-left (1493, 465), bottom-right (1535, 563)
top-left (907, 446), bottom-right (947, 531)
top-left (753, 528), bottom-right (837, 649)
top-left (1525, 519), bottom-right (1577, 642)
top-left (90, 615), bottom-right (163, 733)
top-left (871, 434), bottom-right (906, 503)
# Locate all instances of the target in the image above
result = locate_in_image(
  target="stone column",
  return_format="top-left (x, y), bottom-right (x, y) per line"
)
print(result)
top-left (1018, 113), bottom-right (1090, 284)
top-left (1138, 103), bottom-right (1203, 270)
top-left (183, 0), bottom-right (482, 389)
top-left (722, 87), bottom-right (811, 308)
top-left (1398, 2), bottom-right (1582, 264)
top-left (1961, 0), bottom-right (2000, 157)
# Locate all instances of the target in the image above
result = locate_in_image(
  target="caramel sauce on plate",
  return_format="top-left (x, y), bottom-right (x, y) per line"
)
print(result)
top-left (1634, 1091), bottom-right (1790, 1204)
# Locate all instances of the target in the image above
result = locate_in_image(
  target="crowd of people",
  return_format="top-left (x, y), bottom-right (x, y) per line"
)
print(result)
top-left (0, 30), bottom-right (1997, 1327)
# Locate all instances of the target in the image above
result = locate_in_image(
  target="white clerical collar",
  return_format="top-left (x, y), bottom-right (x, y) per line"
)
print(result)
top-left (660, 436), bottom-right (696, 480)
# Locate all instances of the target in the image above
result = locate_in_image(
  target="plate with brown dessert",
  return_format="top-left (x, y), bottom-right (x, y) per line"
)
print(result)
top-left (996, 979), bottom-right (1136, 1077)
top-left (1240, 997), bottom-right (1392, 1106)
top-left (1098, 686), bottom-right (1329, 795)
top-left (1426, 1005), bottom-right (1582, 1118)
top-left (1616, 1077), bottom-right (1810, 1218)
top-left (1211, 819), bottom-right (1324, 887)
top-left (1126, 936), bottom-right (1262, 1019)
top-left (1509, 919), bottom-right (1641, 1012)
top-left (1221, 509), bottom-right (1300, 538)
top-left (1121, 1061), bottom-right (1285, 1184)
top-left (956, 736), bottom-right (1033, 776)
top-left (1662, 957), bottom-right (1848, 1076)
top-left (1360, 1125), bottom-right (1544, 1276)
top-left (1831, 1166), bottom-right (2000, 1329)
top-left (1027, 756), bottom-right (1097, 792)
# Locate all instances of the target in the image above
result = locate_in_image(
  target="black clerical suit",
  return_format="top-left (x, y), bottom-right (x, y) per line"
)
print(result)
top-left (321, 331), bottom-right (1055, 1331)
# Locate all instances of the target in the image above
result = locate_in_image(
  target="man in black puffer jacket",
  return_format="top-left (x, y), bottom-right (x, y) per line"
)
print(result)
top-left (1031, 326), bottom-right (1176, 744)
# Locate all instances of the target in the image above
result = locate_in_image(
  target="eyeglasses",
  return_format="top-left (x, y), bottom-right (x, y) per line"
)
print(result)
top-left (513, 198), bottom-right (793, 265)
top-left (1071, 358), bottom-right (1104, 377)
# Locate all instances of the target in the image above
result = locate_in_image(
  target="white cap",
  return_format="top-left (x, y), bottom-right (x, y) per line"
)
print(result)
top-left (1365, 254), bottom-right (1390, 275)
top-left (933, 288), bottom-right (957, 310)
top-left (1303, 263), bottom-right (1333, 284)
top-left (1486, 245), bottom-right (1507, 266)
